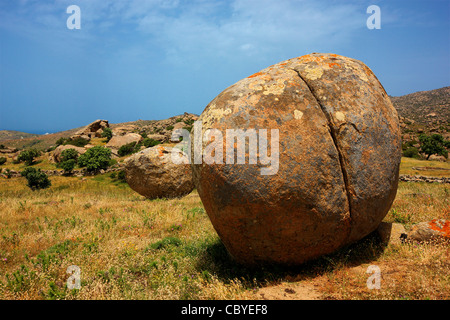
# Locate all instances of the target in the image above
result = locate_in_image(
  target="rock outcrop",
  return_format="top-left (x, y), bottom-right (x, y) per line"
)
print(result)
top-left (106, 133), bottom-right (143, 156)
top-left (124, 146), bottom-right (194, 199)
top-left (71, 119), bottom-right (109, 140)
top-left (191, 53), bottom-right (402, 265)
top-left (52, 145), bottom-right (86, 163)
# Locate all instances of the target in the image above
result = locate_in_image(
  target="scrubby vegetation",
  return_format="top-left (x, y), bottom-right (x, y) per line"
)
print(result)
top-left (418, 133), bottom-right (449, 160)
top-left (20, 167), bottom-right (51, 190)
top-left (0, 157), bottom-right (448, 300)
top-left (77, 146), bottom-right (112, 172)
top-left (17, 149), bottom-right (41, 166)
top-left (143, 138), bottom-right (161, 148)
top-left (101, 128), bottom-right (113, 142)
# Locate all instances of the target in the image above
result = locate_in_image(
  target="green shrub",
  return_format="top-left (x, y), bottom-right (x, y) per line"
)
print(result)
top-left (403, 147), bottom-right (420, 159)
top-left (166, 125), bottom-right (174, 131)
top-left (118, 142), bottom-right (137, 157)
top-left (60, 159), bottom-right (76, 174)
top-left (143, 138), bottom-right (161, 148)
top-left (55, 138), bottom-right (68, 146)
top-left (109, 158), bottom-right (118, 167)
top-left (60, 148), bottom-right (79, 162)
top-left (0, 157), bottom-right (6, 165)
top-left (17, 148), bottom-right (41, 166)
top-left (117, 170), bottom-right (126, 182)
top-left (20, 167), bottom-right (51, 190)
top-left (101, 127), bottom-right (113, 142)
top-left (140, 131), bottom-right (148, 139)
top-left (65, 137), bottom-right (89, 148)
top-left (419, 133), bottom-right (449, 160)
top-left (77, 146), bottom-right (111, 172)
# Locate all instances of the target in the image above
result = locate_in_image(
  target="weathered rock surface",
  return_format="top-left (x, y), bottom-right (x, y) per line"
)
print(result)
top-left (191, 53), bottom-right (402, 265)
top-left (52, 145), bottom-right (86, 163)
top-left (146, 134), bottom-right (167, 142)
top-left (124, 146), bottom-right (194, 199)
top-left (407, 219), bottom-right (450, 243)
top-left (106, 133), bottom-right (143, 155)
top-left (113, 125), bottom-right (138, 136)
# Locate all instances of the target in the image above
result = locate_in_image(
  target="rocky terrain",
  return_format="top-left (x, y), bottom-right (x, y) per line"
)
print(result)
top-left (393, 86), bottom-right (450, 146)
top-left (0, 113), bottom-right (198, 165)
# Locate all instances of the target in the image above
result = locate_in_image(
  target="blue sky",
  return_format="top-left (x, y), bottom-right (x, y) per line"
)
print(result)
top-left (0, 0), bottom-right (449, 134)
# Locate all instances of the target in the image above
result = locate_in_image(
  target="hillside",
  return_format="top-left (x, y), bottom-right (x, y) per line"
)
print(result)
top-left (390, 86), bottom-right (450, 125)
top-left (0, 130), bottom-right (41, 142)
top-left (0, 86), bottom-right (449, 152)
top-left (0, 114), bottom-right (197, 152)
top-left (391, 86), bottom-right (450, 148)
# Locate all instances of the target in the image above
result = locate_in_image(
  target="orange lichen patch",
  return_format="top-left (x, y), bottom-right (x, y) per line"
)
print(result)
top-left (429, 219), bottom-right (450, 238)
top-left (248, 71), bottom-right (264, 79)
top-left (158, 146), bottom-right (165, 157)
top-left (297, 54), bottom-right (328, 64)
top-left (328, 62), bottom-right (341, 68)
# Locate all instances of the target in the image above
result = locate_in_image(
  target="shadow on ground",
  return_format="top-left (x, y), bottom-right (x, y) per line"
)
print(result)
top-left (195, 231), bottom-right (388, 287)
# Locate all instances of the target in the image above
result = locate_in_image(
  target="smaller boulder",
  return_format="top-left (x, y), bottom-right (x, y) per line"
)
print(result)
top-left (106, 133), bottom-right (143, 155)
top-left (124, 146), bottom-right (194, 199)
top-left (407, 219), bottom-right (450, 243)
top-left (146, 134), bottom-right (167, 142)
top-left (52, 145), bottom-right (86, 163)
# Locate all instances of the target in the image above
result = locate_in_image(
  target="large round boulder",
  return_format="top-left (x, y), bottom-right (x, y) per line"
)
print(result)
top-left (124, 146), bottom-right (194, 199)
top-left (191, 53), bottom-right (402, 266)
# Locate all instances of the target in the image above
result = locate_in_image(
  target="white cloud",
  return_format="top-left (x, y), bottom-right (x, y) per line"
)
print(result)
top-left (0, 0), bottom-right (371, 65)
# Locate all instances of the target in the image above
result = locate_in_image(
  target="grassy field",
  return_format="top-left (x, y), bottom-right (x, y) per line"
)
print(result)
top-left (400, 157), bottom-right (450, 177)
top-left (0, 160), bottom-right (449, 300)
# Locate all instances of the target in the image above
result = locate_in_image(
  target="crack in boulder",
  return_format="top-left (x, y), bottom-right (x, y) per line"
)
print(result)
top-left (290, 68), bottom-right (353, 226)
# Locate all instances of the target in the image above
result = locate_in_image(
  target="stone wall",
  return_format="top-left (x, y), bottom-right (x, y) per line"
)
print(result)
top-left (399, 175), bottom-right (450, 184)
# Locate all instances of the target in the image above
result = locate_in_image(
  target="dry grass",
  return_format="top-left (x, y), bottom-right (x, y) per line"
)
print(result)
top-left (0, 163), bottom-right (449, 300)
top-left (400, 157), bottom-right (450, 177)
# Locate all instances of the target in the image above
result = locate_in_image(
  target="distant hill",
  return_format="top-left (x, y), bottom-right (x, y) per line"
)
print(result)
top-left (390, 86), bottom-right (450, 125)
top-left (0, 130), bottom-right (41, 142)
top-left (390, 86), bottom-right (450, 146)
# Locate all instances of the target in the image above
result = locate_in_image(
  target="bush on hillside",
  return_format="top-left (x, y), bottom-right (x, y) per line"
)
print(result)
top-left (143, 138), bottom-right (161, 148)
top-left (20, 167), bottom-right (51, 190)
top-left (17, 148), bottom-right (41, 166)
top-left (101, 127), bottom-right (113, 142)
top-left (77, 146), bottom-right (111, 172)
